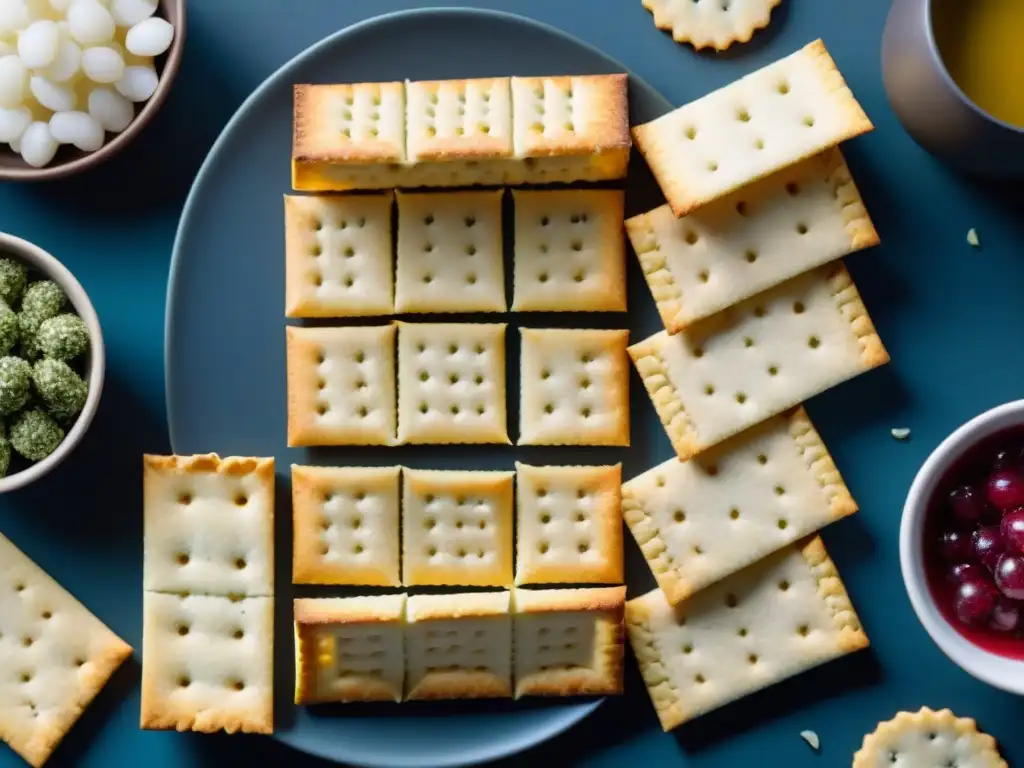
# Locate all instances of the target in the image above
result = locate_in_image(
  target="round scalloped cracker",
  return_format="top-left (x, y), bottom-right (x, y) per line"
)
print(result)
top-left (642, 0), bottom-right (782, 52)
top-left (853, 708), bottom-right (1007, 768)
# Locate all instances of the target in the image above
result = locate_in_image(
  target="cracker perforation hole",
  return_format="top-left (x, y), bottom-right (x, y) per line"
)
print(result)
top-left (704, 385), bottom-right (715, 396)
top-left (725, 593), bottom-right (738, 608)
top-left (466, 274), bottom-right (477, 285)
top-left (796, 223), bottom-right (808, 235)
top-left (684, 230), bottom-right (698, 245)
top-left (177, 675), bottom-right (191, 688)
top-left (540, 513), bottom-right (551, 524)
top-left (738, 627), bottom-right (748, 637)
top-left (778, 579), bottom-right (790, 591)
top-left (735, 392), bottom-right (747, 404)
top-left (698, 270), bottom-right (709, 283)
top-left (797, 624), bottom-right (809, 636)
top-left (745, 250), bottom-right (757, 263)
top-left (234, 557), bottom-right (247, 570)
top-left (793, 301), bottom-right (805, 314)
top-left (729, 507), bottom-right (740, 520)
top-left (737, 109), bottom-right (750, 123)
top-left (708, 162), bottom-right (719, 172)
top-left (673, 509), bottom-right (685, 523)
top-left (465, 244), bottom-right (477, 256)
top-left (777, 518), bottom-right (789, 530)
top-left (753, 306), bottom-right (766, 318)
top-left (743, 337), bottom-right (754, 348)
top-left (177, 492), bottom-right (192, 505)
top-left (757, 453), bottom-right (768, 465)
top-left (577, 542), bottom-right (590, 553)
top-left (735, 201), bottom-right (748, 217)
top-left (778, 81), bottom-right (790, 95)
top-left (802, 116), bottom-right (815, 127)
top-left (695, 673), bottom-right (706, 684)
top-left (808, 336), bottom-right (821, 349)
top-left (685, 126), bottom-right (697, 140)
top-left (41, 611), bottom-right (51, 620)
top-left (176, 553), bottom-right (190, 566)
top-left (748, 653), bottom-right (758, 665)
top-left (768, 366), bottom-right (779, 376)
top-left (785, 182), bottom-right (800, 196)
top-left (177, 624), bottom-right (189, 637)
top-left (539, 542), bottom-right (550, 554)
top-left (754, 138), bottom-right (765, 150)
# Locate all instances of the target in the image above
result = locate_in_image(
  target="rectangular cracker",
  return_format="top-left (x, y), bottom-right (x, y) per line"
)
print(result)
top-left (395, 191), bottom-right (505, 314)
top-left (406, 77), bottom-right (513, 163)
top-left (626, 149), bottom-right (879, 332)
top-left (512, 189), bottom-right (627, 312)
top-left (292, 82), bottom-right (407, 192)
top-left (622, 407), bottom-right (856, 604)
top-left (402, 469), bottom-right (514, 587)
top-left (633, 40), bottom-right (873, 216)
top-left (519, 328), bottom-right (630, 446)
top-left (293, 596), bottom-right (406, 704)
top-left (284, 193), bottom-right (394, 318)
top-left (514, 463), bottom-right (624, 585)
top-left (509, 74), bottom-right (631, 183)
top-left (625, 536), bottom-right (868, 730)
top-left (0, 533), bottom-right (132, 768)
top-left (405, 592), bottom-right (512, 701)
top-left (512, 587), bottom-right (625, 698)
top-left (291, 465), bottom-right (401, 586)
top-left (629, 264), bottom-right (888, 460)
top-left (396, 322), bottom-right (509, 445)
top-left (143, 454), bottom-right (275, 597)
top-left (286, 324), bottom-right (397, 447)
top-left (141, 592), bottom-right (273, 733)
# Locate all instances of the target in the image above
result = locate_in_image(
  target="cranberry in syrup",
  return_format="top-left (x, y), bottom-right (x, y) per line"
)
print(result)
top-left (924, 427), bottom-right (1024, 657)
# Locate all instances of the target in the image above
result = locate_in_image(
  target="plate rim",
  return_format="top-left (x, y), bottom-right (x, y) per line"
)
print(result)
top-left (165, 6), bottom-right (670, 767)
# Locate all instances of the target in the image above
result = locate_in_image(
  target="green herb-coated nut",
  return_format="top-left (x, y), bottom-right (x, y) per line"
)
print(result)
top-left (0, 356), bottom-right (32, 415)
top-left (0, 300), bottom-right (18, 356)
top-left (0, 434), bottom-right (10, 478)
top-left (36, 314), bottom-right (89, 362)
top-left (21, 280), bottom-right (66, 322)
top-left (9, 408), bottom-right (64, 461)
top-left (33, 359), bottom-right (88, 421)
top-left (0, 258), bottom-right (28, 308)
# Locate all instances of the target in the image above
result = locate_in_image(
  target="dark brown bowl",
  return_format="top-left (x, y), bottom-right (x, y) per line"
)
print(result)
top-left (0, 0), bottom-right (185, 182)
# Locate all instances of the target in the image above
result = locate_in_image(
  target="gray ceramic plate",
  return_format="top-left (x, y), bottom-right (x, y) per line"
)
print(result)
top-left (167, 8), bottom-right (671, 767)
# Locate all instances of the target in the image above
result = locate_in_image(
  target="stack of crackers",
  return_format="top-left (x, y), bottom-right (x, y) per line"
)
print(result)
top-left (621, 40), bottom-right (885, 730)
top-left (284, 74), bottom-right (635, 706)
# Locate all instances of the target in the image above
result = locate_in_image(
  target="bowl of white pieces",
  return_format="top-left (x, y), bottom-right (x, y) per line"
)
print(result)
top-left (0, 232), bottom-right (104, 492)
top-left (0, 0), bottom-right (184, 180)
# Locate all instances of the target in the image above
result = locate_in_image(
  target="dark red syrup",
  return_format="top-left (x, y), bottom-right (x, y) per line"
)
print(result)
top-left (924, 426), bottom-right (1024, 660)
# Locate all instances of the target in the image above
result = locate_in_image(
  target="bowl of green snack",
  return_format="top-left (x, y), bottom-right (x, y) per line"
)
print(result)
top-left (0, 233), bottom-right (103, 493)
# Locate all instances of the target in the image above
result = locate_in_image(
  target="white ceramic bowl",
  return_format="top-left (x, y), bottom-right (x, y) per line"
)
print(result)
top-left (0, 233), bottom-right (104, 493)
top-left (901, 400), bottom-right (1024, 694)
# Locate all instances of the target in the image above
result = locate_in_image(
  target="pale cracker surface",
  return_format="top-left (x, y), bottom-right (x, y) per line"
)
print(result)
top-left (143, 455), bottom-right (275, 597)
top-left (633, 39), bottom-right (873, 216)
top-left (397, 322), bottom-right (509, 445)
top-left (284, 193), bottom-right (394, 318)
top-left (626, 148), bottom-right (879, 332)
top-left (642, 0), bottom-right (782, 52)
top-left (286, 325), bottom-right (397, 447)
top-left (141, 593), bottom-right (273, 734)
top-left (0, 534), bottom-right (132, 768)
top-left (625, 536), bottom-right (868, 730)
top-left (622, 408), bottom-right (856, 604)
top-left (853, 708), bottom-right (1007, 768)
top-left (629, 264), bottom-right (888, 460)
top-left (512, 189), bottom-right (627, 312)
top-left (395, 191), bottom-right (506, 314)
top-left (512, 587), bottom-right (625, 698)
top-left (514, 463), bottom-right (624, 585)
top-left (291, 466), bottom-right (401, 586)
top-left (293, 596), bottom-right (406, 704)
top-left (405, 592), bottom-right (512, 700)
top-left (402, 470), bottom-right (514, 587)
top-left (519, 328), bottom-right (630, 446)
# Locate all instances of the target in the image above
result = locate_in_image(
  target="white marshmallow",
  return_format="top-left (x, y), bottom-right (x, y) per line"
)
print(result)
top-left (0, 0), bottom-right (29, 34)
top-left (113, 61), bottom-right (152, 101)
top-left (67, 0), bottom-right (113, 45)
top-left (0, 54), bottom-right (26, 107)
top-left (16, 18), bottom-right (59, 68)
top-left (123, 15), bottom-right (168, 56)
top-left (80, 43), bottom-right (121, 82)
top-left (110, 0), bottom-right (154, 27)
top-left (41, 36), bottom-right (79, 80)
top-left (20, 119), bottom-right (57, 166)
top-left (29, 73), bottom-right (74, 110)
top-left (49, 108), bottom-right (102, 149)
top-left (0, 103), bottom-right (29, 141)
top-left (86, 83), bottom-right (129, 131)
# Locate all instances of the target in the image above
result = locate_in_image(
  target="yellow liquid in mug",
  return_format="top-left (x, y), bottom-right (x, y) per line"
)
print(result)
top-left (934, 0), bottom-right (1024, 128)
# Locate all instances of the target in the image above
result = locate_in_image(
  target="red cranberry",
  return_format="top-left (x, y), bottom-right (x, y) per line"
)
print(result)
top-left (987, 469), bottom-right (1024, 510)
top-left (1001, 508), bottom-right (1024, 554)
top-left (990, 597), bottom-right (1022, 632)
top-left (948, 562), bottom-right (985, 584)
top-left (995, 554), bottom-right (1024, 600)
top-left (949, 485), bottom-right (986, 523)
top-left (973, 525), bottom-right (1006, 570)
top-left (953, 574), bottom-right (999, 625)
top-left (938, 529), bottom-right (973, 561)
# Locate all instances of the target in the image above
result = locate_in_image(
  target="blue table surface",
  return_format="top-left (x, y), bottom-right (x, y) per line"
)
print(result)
top-left (3, 0), bottom-right (1024, 766)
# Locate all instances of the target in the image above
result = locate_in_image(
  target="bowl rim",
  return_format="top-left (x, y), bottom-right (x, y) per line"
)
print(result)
top-left (0, 0), bottom-right (187, 182)
top-left (901, 399), bottom-right (1024, 694)
top-left (0, 232), bottom-right (105, 492)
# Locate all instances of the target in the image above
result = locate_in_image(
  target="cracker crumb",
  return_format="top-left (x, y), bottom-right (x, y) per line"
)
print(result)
top-left (891, 427), bottom-right (911, 441)
top-left (967, 228), bottom-right (980, 247)
top-left (800, 729), bottom-right (820, 751)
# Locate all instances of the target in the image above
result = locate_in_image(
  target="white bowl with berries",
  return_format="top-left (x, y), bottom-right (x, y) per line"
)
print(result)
top-left (902, 400), bottom-right (1024, 692)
